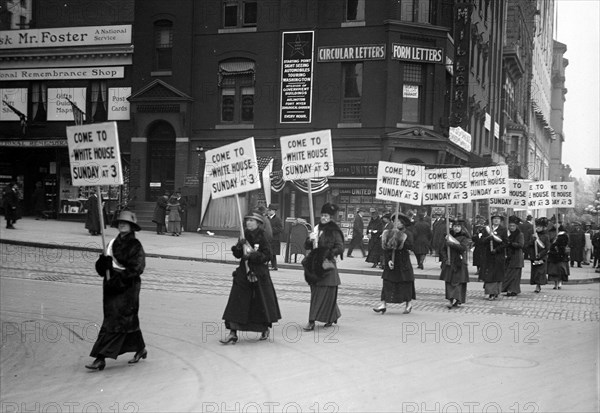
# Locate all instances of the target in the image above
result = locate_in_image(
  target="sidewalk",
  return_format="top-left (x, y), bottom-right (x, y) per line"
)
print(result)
top-left (1, 217), bottom-right (599, 283)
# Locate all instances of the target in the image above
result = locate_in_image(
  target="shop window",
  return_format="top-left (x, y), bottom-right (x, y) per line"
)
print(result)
top-left (91, 81), bottom-right (107, 122)
top-left (223, 0), bottom-right (257, 28)
top-left (400, 63), bottom-right (423, 123)
top-left (31, 82), bottom-right (47, 122)
top-left (346, 0), bottom-right (365, 21)
top-left (154, 20), bottom-right (173, 72)
top-left (218, 59), bottom-right (255, 123)
top-left (341, 62), bottom-right (362, 123)
top-left (400, 0), bottom-right (431, 23)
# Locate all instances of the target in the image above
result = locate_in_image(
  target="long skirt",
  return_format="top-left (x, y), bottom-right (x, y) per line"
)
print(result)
top-left (167, 220), bottom-right (181, 234)
top-left (381, 280), bottom-right (416, 304)
top-left (309, 285), bottom-right (341, 323)
top-left (548, 261), bottom-right (569, 282)
top-left (530, 262), bottom-right (548, 285)
top-left (502, 267), bottom-right (522, 294)
top-left (484, 281), bottom-right (502, 295)
top-left (445, 282), bottom-right (467, 303)
top-left (90, 327), bottom-right (145, 359)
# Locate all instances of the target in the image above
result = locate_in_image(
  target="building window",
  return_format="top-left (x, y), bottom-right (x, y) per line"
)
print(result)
top-left (400, 0), bottom-right (431, 23)
top-left (341, 62), bottom-right (362, 123)
top-left (31, 82), bottom-right (47, 122)
top-left (346, 0), bottom-right (365, 21)
top-left (400, 63), bottom-right (423, 123)
top-left (91, 81), bottom-right (107, 122)
top-left (218, 59), bottom-right (255, 123)
top-left (154, 20), bottom-right (173, 71)
top-left (223, 0), bottom-right (257, 28)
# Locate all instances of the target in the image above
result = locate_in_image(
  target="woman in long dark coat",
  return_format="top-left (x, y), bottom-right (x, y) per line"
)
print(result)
top-left (526, 217), bottom-right (551, 293)
top-left (480, 214), bottom-right (508, 300)
top-left (548, 225), bottom-right (570, 289)
top-left (365, 210), bottom-right (384, 268)
top-left (502, 216), bottom-right (525, 296)
top-left (373, 213), bottom-right (415, 314)
top-left (439, 219), bottom-right (471, 308)
top-left (471, 217), bottom-right (488, 279)
top-left (411, 213), bottom-right (432, 270)
top-left (152, 192), bottom-right (169, 234)
top-left (85, 189), bottom-right (104, 236)
top-left (301, 203), bottom-right (344, 331)
top-left (86, 211), bottom-right (147, 371)
top-left (220, 212), bottom-right (281, 343)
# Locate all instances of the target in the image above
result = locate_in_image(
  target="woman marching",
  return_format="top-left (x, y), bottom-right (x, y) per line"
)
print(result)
top-left (86, 211), bottom-right (147, 371)
top-left (547, 224), bottom-right (570, 290)
top-left (439, 218), bottom-right (471, 309)
top-left (526, 217), bottom-right (551, 293)
top-left (373, 213), bottom-right (415, 314)
top-left (502, 215), bottom-right (525, 297)
top-left (480, 214), bottom-right (508, 300)
top-left (220, 212), bottom-right (281, 344)
top-left (301, 203), bottom-right (345, 331)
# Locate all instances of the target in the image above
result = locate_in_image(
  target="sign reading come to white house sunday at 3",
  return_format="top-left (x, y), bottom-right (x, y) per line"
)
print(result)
top-left (280, 129), bottom-right (334, 181)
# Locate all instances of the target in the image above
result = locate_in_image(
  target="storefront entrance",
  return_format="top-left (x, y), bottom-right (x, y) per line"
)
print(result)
top-left (146, 121), bottom-right (175, 201)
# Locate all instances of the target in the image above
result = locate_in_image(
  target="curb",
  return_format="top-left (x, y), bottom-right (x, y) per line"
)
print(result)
top-left (2, 239), bottom-right (599, 285)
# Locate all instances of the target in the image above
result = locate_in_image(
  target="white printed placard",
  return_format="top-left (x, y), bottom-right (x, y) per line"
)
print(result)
top-left (47, 88), bottom-right (86, 121)
top-left (550, 182), bottom-right (575, 208)
top-left (422, 167), bottom-right (471, 205)
top-left (490, 179), bottom-right (530, 210)
top-left (0, 88), bottom-right (28, 121)
top-left (204, 137), bottom-right (261, 199)
top-left (527, 181), bottom-right (552, 210)
top-left (280, 129), bottom-right (334, 180)
top-left (469, 165), bottom-right (509, 200)
top-left (375, 161), bottom-right (424, 205)
top-left (107, 87), bottom-right (131, 120)
top-left (65, 122), bottom-right (123, 186)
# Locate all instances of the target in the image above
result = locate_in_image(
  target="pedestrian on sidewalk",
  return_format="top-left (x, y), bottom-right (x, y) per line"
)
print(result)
top-left (373, 213), bottom-right (415, 315)
top-left (220, 212), bottom-right (281, 344)
top-left (86, 211), bottom-right (147, 371)
top-left (439, 218), bottom-right (471, 309)
top-left (502, 215), bottom-right (525, 297)
top-left (411, 212), bottom-right (432, 270)
top-left (583, 223), bottom-right (593, 265)
top-left (526, 217), bottom-right (550, 293)
top-left (166, 195), bottom-right (182, 236)
top-left (592, 228), bottom-right (600, 270)
top-left (84, 188), bottom-right (105, 236)
top-left (2, 182), bottom-right (19, 229)
top-left (31, 181), bottom-right (47, 220)
top-left (548, 225), bottom-right (570, 290)
top-left (152, 191), bottom-right (169, 235)
top-left (365, 209), bottom-right (384, 268)
top-left (480, 213), bottom-right (508, 300)
top-left (568, 222), bottom-right (584, 268)
top-left (267, 203), bottom-right (282, 271)
top-left (347, 208), bottom-right (366, 258)
top-left (301, 203), bottom-right (344, 331)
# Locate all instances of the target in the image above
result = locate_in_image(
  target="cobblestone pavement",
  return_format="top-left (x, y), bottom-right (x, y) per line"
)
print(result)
top-left (2, 246), bottom-right (598, 322)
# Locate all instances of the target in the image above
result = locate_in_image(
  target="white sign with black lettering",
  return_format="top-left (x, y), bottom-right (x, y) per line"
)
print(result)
top-left (527, 181), bottom-right (552, 210)
top-left (204, 137), bottom-right (261, 199)
top-left (422, 167), bottom-right (471, 205)
top-left (108, 87), bottom-right (131, 120)
top-left (469, 165), bottom-right (509, 200)
top-left (375, 161), bottom-right (423, 205)
top-left (490, 179), bottom-right (530, 210)
top-left (280, 129), bottom-right (334, 181)
top-left (65, 122), bottom-right (123, 186)
top-left (550, 182), bottom-right (575, 208)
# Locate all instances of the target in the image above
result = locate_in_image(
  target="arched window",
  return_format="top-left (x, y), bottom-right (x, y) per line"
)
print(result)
top-left (218, 59), bottom-right (255, 123)
top-left (154, 20), bottom-right (173, 71)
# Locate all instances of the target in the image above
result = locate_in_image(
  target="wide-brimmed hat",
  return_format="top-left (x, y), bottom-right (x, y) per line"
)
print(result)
top-left (321, 203), bottom-right (338, 216)
top-left (114, 210), bottom-right (141, 231)
top-left (508, 215), bottom-right (522, 225)
top-left (391, 213), bottom-right (412, 227)
top-left (244, 212), bottom-right (264, 224)
top-left (451, 218), bottom-right (466, 225)
top-left (267, 203), bottom-right (279, 211)
top-left (491, 213), bottom-right (505, 220)
top-left (535, 217), bottom-right (549, 227)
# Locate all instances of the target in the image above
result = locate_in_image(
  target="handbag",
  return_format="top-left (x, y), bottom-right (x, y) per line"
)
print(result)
top-left (322, 258), bottom-right (336, 271)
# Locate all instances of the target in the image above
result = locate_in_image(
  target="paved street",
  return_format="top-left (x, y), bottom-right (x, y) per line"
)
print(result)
top-left (1, 234), bottom-right (599, 412)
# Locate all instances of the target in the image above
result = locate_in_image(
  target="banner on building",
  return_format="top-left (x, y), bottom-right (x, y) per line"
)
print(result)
top-left (280, 129), bottom-right (334, 181)
top-left (204, 137), bottom-right (261, 200)
top-left (65, 121), bottom-right (123, 186)
top-left (0, 25), bottom-right (132, 49)
top-left (422, 167), bottom-right (471, 205)
top-left (469, 165), bottom-right (509, 200)
top-left (375, 161), bottom-right (424, 205)
top-left (550, 182), bottom-right (575, 208)
top-left (280, 31), bottom-right (314, 123)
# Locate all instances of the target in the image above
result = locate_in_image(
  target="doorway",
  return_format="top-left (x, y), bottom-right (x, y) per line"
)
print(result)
top-left (146, 120), bottom-right (175, 201)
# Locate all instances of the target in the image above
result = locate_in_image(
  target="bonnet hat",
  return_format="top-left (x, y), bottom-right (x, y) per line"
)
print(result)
top-left (114, 210), bottom-right (141, 231)
top-left (321, 203), bottom-right (338, 215)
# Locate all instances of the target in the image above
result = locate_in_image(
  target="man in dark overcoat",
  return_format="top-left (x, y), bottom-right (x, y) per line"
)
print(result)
top-left (3, 182), bottom-right (19, 229)
top-left (267, 203), bottom-right (283, 270)
top-left (347, 208), bottom-right (366, 257)
top-left (519, 215), bottom-right (534, 260)
top-left (152, 191), bottom-right (169, 234)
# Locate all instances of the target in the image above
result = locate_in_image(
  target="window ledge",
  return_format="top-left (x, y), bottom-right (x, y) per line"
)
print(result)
top-left (218, 27), bottom-right (257, 34)
top-left (396, 123), bottom-right (433, 130)
top-left (341, 21), bottom-right (366, 27)
top-left (337, 122), bottom-right (362, 128)
top-left (151, 71), bottom-right (172, 77)
top-left (215, 124), bottom-right (255, 129)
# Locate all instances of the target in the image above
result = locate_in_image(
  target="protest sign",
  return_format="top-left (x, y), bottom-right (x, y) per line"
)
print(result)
top-left (204, 137), bottom-right (261, 200)
top-left (375, 161), bottom-right (424, 205)
top-left (65, 121), bottom-right (123, 186)
top-left (550, 182), bottom-right (575, 208)
top-left (490, 179), bottom-right (530, 210)
top-left (280, 129), bottom-right (334, 181)
top-left (422, 167), bottom-right (471, 205)
top-left (469, 165), bottom-right (509, 200)
top-left (527, 181), bottom-right (552, 210)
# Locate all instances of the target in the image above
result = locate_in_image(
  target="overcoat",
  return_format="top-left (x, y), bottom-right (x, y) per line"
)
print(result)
top-left (505, 227), bottom-right (525, 268)
top-left (568, 229), bottom-right (585, 263)
top-left (526, 230), bottom-right (550, 285)
top-left (411, 219), bottom-right (432, 255)
top-left (381, 228), bottom-right (415, 283)
top-left (2, 187), bottom-right (19, 221)
top-left (268, 213), bottom-right (283, 255)
top-left (302, 221), bottom-right (344, 286)
top-left (85, 194), bottom-right (105, 233)
top-left (548, 231), bottom-right (570, 280)
top-left (366, 216), bottom-right (384, 264)
top-left (480, 225), bottom-right (508, 283)
top-left (152, 195), bottom-right (168, 226)
top-left (439, 229), bottom-right (471, 284)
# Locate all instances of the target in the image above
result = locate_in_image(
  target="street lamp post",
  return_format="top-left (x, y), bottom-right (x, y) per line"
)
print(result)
top-left (196, 146), bottom-right (206, 231)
